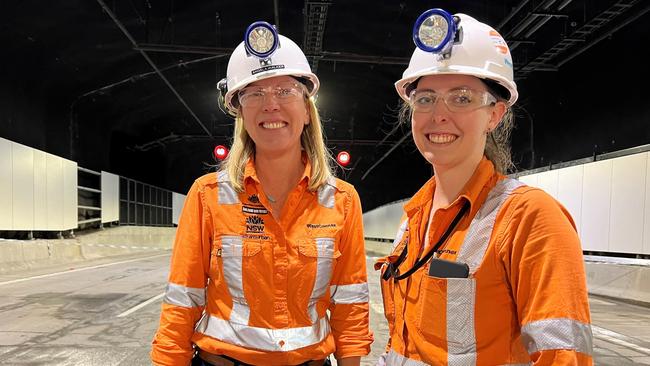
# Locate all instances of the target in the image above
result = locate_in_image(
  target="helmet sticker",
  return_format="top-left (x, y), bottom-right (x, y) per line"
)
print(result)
top-left (251, 64), bottom-right (285, 75)
top-left (489, 30), bottom-right (509, 55)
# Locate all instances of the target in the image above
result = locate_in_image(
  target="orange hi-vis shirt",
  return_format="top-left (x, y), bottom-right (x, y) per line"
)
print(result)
top-left (152, 159), bottom-right (372, 366)
top-left (376, 158), bottom-right (593, 365)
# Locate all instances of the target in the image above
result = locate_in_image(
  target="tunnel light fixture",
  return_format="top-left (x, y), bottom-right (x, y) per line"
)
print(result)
top-left (337, 151), bottom-right (351, 167)
top-left (213, 145), bottom-right (229, 160)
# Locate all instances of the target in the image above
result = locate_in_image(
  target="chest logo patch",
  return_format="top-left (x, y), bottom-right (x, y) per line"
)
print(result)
top-left (246, 215), bottom-right (265, 234)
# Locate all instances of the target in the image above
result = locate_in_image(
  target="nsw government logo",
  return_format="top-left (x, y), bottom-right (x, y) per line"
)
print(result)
top-left (246, 215), bottom-right (265, 234)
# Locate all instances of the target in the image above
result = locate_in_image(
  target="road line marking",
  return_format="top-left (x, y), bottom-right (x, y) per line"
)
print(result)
top-left (592, 325), bottom-right (650, 355)
top-left (589, 298), bottom-right (615, 306)
top-left (0, 253), bottom-right (169, 286)
top-left (117, 293), bottom-right (165, 318)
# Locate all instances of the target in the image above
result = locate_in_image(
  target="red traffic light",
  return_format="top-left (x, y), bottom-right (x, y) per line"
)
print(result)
top-left (337, 151), bottom-right (351, 166)
top-left (213, 145), bottom-right (229, 160)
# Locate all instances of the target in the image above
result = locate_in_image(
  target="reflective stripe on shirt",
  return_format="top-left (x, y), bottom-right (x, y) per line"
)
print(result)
top-left (163, 282), bottom-right (206, 308)
top-left (317, 176), bottom-right (336, 208)
top-left (330, 283), bottom-right (369, 304)
top-left (392, 219), bottom-right (408, 251)
top-left (217, 171), bottom-right (239, 204)
top-left (308, 237), bottom-right (336, 322)
top-left (220, 235), bottom-right (251, 324)
top-left (386, 349), bottom-right (532, 366)
top-left (521, 318), bottom-right (593, 356)
top-left (447, 178), bottom-right (523, 365)
top-left (196, 313), bottom-right (330, 352)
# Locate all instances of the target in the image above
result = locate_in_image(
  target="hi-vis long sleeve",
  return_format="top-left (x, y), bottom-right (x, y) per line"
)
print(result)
top-left (376, 158), bottom-right (592, 365)
top-left (152, 160), bottom-right (372, 366)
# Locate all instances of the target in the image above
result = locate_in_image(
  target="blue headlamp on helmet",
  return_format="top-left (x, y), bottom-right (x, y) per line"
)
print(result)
top-left (244, 21), bottom-right (279, 59)
top-left (412, 8), bottom-right (458, 55)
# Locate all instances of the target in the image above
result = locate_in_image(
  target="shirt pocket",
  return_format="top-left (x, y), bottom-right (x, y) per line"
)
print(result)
top-left (211, 235), bottom-right (262, 290)
top-left (297, 237), bottom-right (342, 312)
top-left (417, 275), bottom-right (476, 351)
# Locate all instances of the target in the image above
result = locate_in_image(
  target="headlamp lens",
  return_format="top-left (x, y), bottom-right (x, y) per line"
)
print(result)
top-left (418, 14), bottom-right (449, 49)
top-left (412, 8), bottom-right (456, 53)
top-left (248, 26), bottom-right (275, 54)
top-left (244, 21), bottom-right (279, 58)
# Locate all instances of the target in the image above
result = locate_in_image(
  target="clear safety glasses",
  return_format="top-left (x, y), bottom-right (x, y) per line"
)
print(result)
top-left (238, 82), bottom-right (306, 108)
top-left (409, 88), bottom-right (497, 113)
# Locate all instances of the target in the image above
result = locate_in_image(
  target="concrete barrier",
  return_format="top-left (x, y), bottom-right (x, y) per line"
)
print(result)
top-left (0, 226), bottom-right (176, 274)
top-left (585, 259), bottom-right (650, 305)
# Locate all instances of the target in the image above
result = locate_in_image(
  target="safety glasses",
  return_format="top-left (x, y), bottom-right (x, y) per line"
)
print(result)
top-left (409, 87), bottom-right (496, 113)
top-left (238, 82), bottom-right (306, 108)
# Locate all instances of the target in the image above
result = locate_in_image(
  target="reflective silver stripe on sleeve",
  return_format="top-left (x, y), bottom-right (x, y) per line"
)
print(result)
top-left (385, 349), bottom-right (428, 365)
top-left (308, 237), bottom-right (336, 323)
top-left (317, 176), bottom-right (336, 208)
top-left (446, 278), bottom-right (477, 366)
top-left (217, 171), bottom-right (240, 204)
top-left (195, 314), bottom-right (330, 352)
top-left (330, 282), bottom-right (369, 304)
top-left (521, 318), bottom-right (593, 356)
top-left (392, 219), bottom-right (408, 251)
top-left (220, 235), bottom-right (250, 325)
top-left (163, 282), bottom-right (206, 308)
top-left (457, 178), bottom-right (524, 273)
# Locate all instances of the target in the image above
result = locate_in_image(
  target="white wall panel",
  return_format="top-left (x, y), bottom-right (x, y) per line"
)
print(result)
top-left (362, 200), bottom-right (407, 240)
top-left (581, 160), bottom-right (612, 252)
top-left (609, 153), bottom-right (646, 254)
top-left (33, 150), bottom-right (48, 230)
top-left (63, 159), bottom-right (78, 230)
top-left (517, 173), bottom-right (539, 187)
top-left (46, 154), bottom-right (64, 230)
top-left (536, 170), bottom-right (559, 199)
top-left (101, 171), bottom-right (120, 223)
top-left (0, 138), bottom-right (13, 230)
top-left (172, 192), bottom-right (186, 226)
top-left (644, 153), bottom-right (650, 255)
top-left (12, 142), bottom-right (34, 230)
top-left (557, 165), bottom-right (584, 236)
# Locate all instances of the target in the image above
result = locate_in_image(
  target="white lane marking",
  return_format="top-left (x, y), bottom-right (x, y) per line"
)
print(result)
top-left (589, 298), bottom-right (615, 306)
top-left (592, 325), bottom-right (650, 355)
top-left (0, 253), bottom-right (169, 286)
top-left (117, 292), bottom-right (165, 318)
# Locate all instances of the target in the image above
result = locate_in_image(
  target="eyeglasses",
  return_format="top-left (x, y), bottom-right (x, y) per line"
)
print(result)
top-left (408, 88), bottom-right (497, 113)
top-left (238, 82), bottom-right (306, 108)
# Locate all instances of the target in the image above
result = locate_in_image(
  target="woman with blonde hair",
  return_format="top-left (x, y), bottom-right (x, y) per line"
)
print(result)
top-left (152, 21), bottom-right (372, 366)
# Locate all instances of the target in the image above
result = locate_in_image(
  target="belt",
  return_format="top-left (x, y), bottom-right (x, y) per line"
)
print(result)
top-left (197, 349), bottom-right (326, 366)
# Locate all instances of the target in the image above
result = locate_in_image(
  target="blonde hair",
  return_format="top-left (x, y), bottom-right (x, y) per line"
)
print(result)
top-left (398, 99), bottom-right (515, 175)
top-left (221, 97), bottom-right (335, 192)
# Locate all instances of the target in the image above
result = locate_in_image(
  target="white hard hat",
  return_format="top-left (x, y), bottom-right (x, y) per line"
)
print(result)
top-left (396, 11), bottom-right (518, 106)
top-left (220, 22), bottom-right (320, 115)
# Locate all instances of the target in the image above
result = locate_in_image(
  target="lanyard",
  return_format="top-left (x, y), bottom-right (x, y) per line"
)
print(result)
top-left (382, 200), bottom-right (469, 281)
